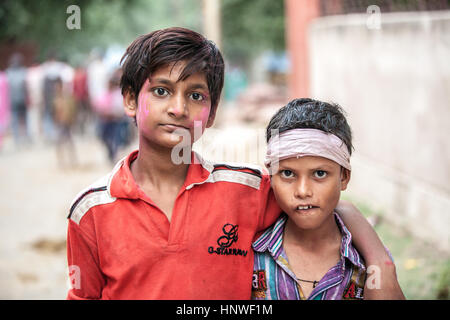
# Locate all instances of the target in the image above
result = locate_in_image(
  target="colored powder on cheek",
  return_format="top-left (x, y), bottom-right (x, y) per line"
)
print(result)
top-left (136, 81), bottom-right (153, 135)
top-left (200, 107), bottom-right (210, 123)
top-left (193, 107), bottom-right (210, 132)
top-left (201, 94), bottom-right (211, 110)
top-left (142, 93), bottom-right (150, 117)
top-left (138, 81), bottom-right (151, 118)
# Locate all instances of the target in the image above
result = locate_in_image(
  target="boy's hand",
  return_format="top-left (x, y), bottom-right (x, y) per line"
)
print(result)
top-left (336, 200), bottom-right (406, 300)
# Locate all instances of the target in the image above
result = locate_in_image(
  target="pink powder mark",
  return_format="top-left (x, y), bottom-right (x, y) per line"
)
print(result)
top-left (143, 93), bottom-right (150, 117)
top-left (202, 93), bottom-right (210, 104)
top-left (136, 80), bottom-right (153, 134)
top-left (192, 106), bottom-right (210, 132)
top-left (137, 80), bottom-right (151, 119)
top-left (200, 106), bottom-right (210, 122)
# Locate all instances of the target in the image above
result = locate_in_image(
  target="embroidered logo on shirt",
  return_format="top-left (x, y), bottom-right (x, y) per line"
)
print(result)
top-left (343, 277), bottom-right (365, 299)
top-left (343, 266), bottom-right (365, 300)
top-left (218, 223), bottom-right (238, 247)
top-left (252, 270), bottom-right (267, 298)
top-left (207, 223), bottom-right (248, 257)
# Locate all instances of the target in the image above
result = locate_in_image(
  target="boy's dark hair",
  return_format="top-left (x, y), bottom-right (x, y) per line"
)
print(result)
top-left (266, 98), bottom-right (353, 155)
top-left (120, 27), bottom-right (225, 119)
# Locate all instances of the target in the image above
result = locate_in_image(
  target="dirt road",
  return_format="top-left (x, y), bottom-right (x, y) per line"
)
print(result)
top-left (0, 135), bottom-right (129, 299)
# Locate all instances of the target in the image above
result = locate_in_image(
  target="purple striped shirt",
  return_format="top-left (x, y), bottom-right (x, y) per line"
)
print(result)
top-left (252, 212), bottom-right (367, 300)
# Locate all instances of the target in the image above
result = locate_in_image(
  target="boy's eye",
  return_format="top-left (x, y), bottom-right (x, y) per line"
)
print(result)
top-left (190, 92), bottom-right (204, 101)
top-left (153, 88), bottom-right (169, 97)
top-left (314, 170), bottom-right (327, 179)
top-left (280, 170), bottom-right (294, 178)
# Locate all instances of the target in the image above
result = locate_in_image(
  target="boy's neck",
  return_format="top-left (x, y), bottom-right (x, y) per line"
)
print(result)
top-left (131, 142), bottom-right (190, 191)
top-left (284, 213), bottom-right (342, 251)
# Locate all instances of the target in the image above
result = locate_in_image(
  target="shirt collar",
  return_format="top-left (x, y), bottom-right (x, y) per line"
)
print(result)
top-left (252, 213), bottom-right (287, 259)
top-left (109, 150), bottom-right (214, 200)
top-left (252, 212), bottom-right (366, 270)
top-left (334, 212), bottom-right (366, 271)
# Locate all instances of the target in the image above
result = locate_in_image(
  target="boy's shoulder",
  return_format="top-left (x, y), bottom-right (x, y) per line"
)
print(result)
top-left (68, 154), bottom-right (271, 225)
top-left (67, 160), bottom-right (122, 225)
top-left (211, 161), bottom-right (264, 178)
top-left (195, 152), bottom-right (265, 175)
top-left (194, 154), bottom-right (270, 191)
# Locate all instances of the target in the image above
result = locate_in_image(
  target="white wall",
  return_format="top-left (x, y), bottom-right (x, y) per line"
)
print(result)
top-left (308, 11), bottom-right (450, 252)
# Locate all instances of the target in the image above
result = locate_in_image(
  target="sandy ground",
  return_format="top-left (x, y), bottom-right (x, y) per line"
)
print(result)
top-left (0, 133), bottom-right (133, 299)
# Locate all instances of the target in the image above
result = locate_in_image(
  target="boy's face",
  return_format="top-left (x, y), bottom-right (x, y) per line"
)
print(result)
top-left (123, 61), bottom-right (215, 150)
top-left (271, 156), bottom-right (350, 230)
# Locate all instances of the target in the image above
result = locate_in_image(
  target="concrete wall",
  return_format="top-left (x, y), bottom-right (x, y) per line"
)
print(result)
top-left (308, 11), bottom-right (450, 252)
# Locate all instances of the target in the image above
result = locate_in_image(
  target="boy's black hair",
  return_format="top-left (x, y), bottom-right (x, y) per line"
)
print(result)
top-left (266, 98), bottom-right (353, 155)
top-left (120, 27), bottom-right (225, 120)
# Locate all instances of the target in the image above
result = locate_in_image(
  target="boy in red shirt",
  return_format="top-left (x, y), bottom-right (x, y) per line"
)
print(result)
top-left (67, 27), bottom-right (402, 299)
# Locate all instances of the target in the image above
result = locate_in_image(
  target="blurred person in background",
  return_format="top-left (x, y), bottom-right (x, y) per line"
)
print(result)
top-left (0, 70), bottom-right (10, 150)
top-left (41, 52), bottom-right (63, 143)
top-left (5, 53), bottom-right (30, 148)
top-left (93, 68), bottom-right (129, 164)
top-left (26, 57), bottom-right (44, 145)
top-left (73, 63), bottom-right (91, 135)
top-left (53, 77), bottom-right (77, 168)
top-left (41, 51), bottom-right (74, 143)
top-left (87, 50), bottom-right (108, 109)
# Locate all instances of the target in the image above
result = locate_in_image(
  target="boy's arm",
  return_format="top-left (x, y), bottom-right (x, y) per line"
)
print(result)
top-left (67, 218), bottom-right (105, 299)
top-left (335, 200), bottom-right (406, 300)
top-left (257, 175), bottom-right (282, 232)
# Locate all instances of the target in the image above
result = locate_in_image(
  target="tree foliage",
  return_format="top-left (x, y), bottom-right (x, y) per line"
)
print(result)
top-left (221, 0), bottom-right (285, 64)
top-left (0, 0), bottom-right (202, 63)
top-left (0, 0), bottom-right (286, 67)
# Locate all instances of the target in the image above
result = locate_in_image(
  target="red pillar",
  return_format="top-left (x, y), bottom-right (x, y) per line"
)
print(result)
top-left (285, 0), bottom-right (320, 99)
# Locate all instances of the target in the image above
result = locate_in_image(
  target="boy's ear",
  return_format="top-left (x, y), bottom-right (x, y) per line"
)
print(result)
top-left (340, 168), bottom-right (351, 191)
top-left (123, 90), bottom-right (137, 118)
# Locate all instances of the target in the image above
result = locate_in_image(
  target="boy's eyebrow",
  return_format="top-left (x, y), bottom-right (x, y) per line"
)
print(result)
top-left (277, 163), bottom-right (296, 171)
top-left (187, 83), bottom-right (209, 92)
top-left (152, 78), bottom-right (173, 86)
top-left (151, 78), bottom-right (208, 91)
top-left (311, 164), bottom-right (336, 171)
top-left (279, 160), bottom-right (337, 171)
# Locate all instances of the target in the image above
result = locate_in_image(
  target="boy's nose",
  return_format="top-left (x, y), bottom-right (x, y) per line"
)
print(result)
top-left (294, 178), bottom-right (313, 199)
top-left (167, 94), bottom-right (188, 118)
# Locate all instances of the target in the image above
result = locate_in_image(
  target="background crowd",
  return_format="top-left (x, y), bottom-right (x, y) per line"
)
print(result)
top-left (0, 49), bottom-right (134, 167)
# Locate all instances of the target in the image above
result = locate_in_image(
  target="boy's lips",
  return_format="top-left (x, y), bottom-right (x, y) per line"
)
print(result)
top-left (160, 123), bottom-right (190, 132)
top-left (294, 204), bottom-right (319, 211)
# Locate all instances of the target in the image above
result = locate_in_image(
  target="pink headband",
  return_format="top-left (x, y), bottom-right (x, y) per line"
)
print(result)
top-left (265, 128), bottom-right (351, 171)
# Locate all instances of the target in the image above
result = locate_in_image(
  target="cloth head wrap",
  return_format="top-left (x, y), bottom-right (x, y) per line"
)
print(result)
top-left (265, 128), bottom-right (351, 172)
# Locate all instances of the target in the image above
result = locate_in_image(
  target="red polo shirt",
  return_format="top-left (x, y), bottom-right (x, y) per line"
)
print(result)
top-left (67, 150), bottom-right (280, 299)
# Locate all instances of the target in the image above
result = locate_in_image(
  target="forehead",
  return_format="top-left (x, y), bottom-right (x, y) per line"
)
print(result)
top-left (279, 156), bottom-right (340, 170)
top-left (150, 61), bottom-right (207, 84)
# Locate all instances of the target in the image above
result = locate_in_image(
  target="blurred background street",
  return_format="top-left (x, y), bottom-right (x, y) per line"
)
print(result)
top-left (0, 0), bottom-right (449, 299)
top-left (0, 134), bottom-right (118, 299)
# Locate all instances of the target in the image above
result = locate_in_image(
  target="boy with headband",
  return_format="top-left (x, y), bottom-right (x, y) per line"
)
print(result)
top-left (252, 98), bottom-right (403, 300)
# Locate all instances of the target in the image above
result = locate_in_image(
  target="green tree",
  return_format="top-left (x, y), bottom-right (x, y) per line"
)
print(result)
top-left (0, 0), bottom-right (202, 63)
top-left (221, 0), bottom-right (285, 65)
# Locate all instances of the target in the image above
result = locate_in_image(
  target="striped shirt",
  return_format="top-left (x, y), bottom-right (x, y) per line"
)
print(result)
top-left (252, 212), bottom-right (367, 300)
